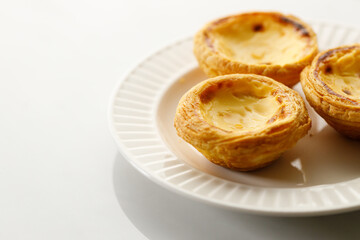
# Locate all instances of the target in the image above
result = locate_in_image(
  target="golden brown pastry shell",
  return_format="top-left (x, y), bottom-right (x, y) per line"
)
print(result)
top-left (174, 74), bottom-right (311, 171)
top-left (194, 12), bottom-right (318, 87)
top-left (300, 44), bottom-right (360, 139)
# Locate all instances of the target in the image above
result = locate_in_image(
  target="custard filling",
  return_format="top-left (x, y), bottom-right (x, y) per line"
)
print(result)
top-left (201, 87), bottom-right (280, 131)
top-left (319, 48), bottom-right (360, 98)
top-left (211, 19), bottom-right (309, 65)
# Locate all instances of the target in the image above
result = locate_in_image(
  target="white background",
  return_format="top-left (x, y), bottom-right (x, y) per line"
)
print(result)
top-left (1, 0), bottom-right (360, 239)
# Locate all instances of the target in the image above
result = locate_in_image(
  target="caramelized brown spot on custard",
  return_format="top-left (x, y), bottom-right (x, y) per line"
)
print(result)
top-left (314, 46), bottom-right (359, 105)
top-left (253, 24), bottom-right (264, 32)
top-left (343, 89), bottom-right (352, 95)
top-left (321, 81), bottom-right (356, 103)
top-left (318, 50), bottom-right (335, 62)
top-left (317, 46), bottom-right (357, 63)
top-left (226, 81), bottom-right (234, 88)
top-left (279, 16), bottom-right (310, 37)
top-left (325, 66), bottom-right (332, 74)
top-left (199, 85), bottom-right (218, 104)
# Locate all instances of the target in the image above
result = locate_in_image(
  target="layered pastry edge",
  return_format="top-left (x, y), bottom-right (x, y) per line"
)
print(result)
top-left (194, 11), bottom-right (318, 87)
top-left (174, 74), bottom-right (311, 171)
top-left (300, 44), bottom-right (360, 138)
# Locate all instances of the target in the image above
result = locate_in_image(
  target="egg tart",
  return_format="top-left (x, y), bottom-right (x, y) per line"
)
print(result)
top-left (301, 44), bottom-right (360, 139)
top-left (174, 74), bottom-right (311, 171)
top-left (194, 12), bottom-right (318, 87)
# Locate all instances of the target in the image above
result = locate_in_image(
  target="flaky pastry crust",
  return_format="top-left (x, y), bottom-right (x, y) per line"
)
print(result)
top-left (174, 74), bottom-right (311, 171)
top-left (194, 12), bottom-right (318, 87)
top-left (300, 44), bottom-right (360, 139)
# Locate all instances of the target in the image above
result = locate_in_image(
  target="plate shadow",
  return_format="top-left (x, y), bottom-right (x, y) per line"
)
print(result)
top-left (113, 153), bottom-right (360, 240)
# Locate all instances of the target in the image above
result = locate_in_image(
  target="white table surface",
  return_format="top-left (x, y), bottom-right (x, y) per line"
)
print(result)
top-left (1, 0), bottom-right (360, 239)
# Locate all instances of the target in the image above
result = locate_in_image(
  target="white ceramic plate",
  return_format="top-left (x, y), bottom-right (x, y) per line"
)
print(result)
top-left (109, 21), bottom-right (360, 216)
